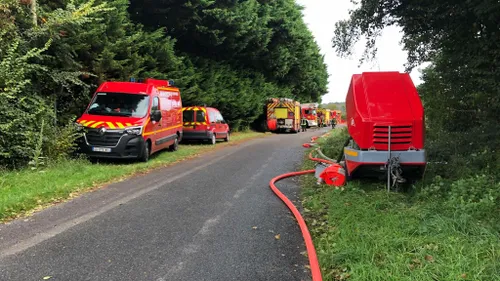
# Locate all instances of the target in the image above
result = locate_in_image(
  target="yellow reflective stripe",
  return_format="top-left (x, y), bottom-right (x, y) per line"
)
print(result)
top-left (83, 120), bottom-right (95, 127)
top-left (126, 123), bottom-right (132, 126)
top-left (143, 124), bottom-right (183, 136)
top-left (79, 120), bottom-right (87, 124)
top-left (90, 121), bottom-right (104, 128)
top-left (116, 122), bottom-right (125, 128)
top-left (106, 122), bottom-right (116, 129)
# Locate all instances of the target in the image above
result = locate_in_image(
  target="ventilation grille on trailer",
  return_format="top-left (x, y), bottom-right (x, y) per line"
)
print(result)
top-left (373, 125), bottom-right (412, 145)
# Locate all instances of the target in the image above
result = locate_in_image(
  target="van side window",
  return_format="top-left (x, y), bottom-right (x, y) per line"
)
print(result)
top-left (151, 97), bottom-right (159, 111)
top-left (209, 111), bottom-right (217, 123)
top-left (216, 112), bottom-right (224, 122)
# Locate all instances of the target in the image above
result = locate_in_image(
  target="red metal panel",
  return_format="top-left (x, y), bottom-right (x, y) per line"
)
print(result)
top-left (346, 72), bottom-right (425, 150)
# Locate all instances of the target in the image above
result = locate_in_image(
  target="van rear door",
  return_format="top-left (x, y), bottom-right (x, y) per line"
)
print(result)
top-left (194, 110), bottom-right (208, 130)
top-left (183, 109), bottom-right (195, 129)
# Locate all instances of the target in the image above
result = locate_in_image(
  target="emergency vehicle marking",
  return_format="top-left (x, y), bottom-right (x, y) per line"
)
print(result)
top-left (83, 120), bottom-right (95, 127)
top-left (183, 122), bottom-right (208, 126)
top-left (78, 120), bottom-right (135, 129)
top-left (90, 121), bottom-right (104, 128)
top-left (143, 124), bottom-right (182, 136)
top-left (267, 101), bottom-right (295, 117)
top-left (266, 102), bottom-right (279, 118)
top-left (181, 107), bottom-right (207, 113)
top-left (106, 122), bottom-right (116, 129)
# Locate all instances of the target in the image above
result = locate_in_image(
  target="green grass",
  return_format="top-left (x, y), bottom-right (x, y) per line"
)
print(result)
top-left (0, 131), bottom-right (268, 222)
top-left (301, 129), bottom-right (500, 281)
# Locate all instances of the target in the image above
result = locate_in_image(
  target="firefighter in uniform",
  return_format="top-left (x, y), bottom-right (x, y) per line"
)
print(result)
top-left (331, 118), bottom-right (336, 128)
top-left (301, 118), bottom-right (308, 132)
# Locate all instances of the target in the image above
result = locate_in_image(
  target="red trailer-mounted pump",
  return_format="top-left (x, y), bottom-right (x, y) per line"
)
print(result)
top-left (339, 71), bottom-right (426, 188)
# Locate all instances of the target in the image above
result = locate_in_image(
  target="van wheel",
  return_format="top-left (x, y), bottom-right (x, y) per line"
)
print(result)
top-left (210, 134), bottom-right (216, 145)
top-left (169, 136), bottom-right (179, 151)
top-left (224, 132), bottom-right (230, 142)
top-left (139, 142), bottom-right (150, 162)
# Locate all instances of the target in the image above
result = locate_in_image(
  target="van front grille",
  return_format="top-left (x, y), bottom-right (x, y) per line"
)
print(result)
top-left (85, 130), bottom-right (123, 146)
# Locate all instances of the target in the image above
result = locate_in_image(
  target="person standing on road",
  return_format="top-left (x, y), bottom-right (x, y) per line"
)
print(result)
top-left (301, 118), bottom-right (308, 132)
top-left (331, 118), bottom-right (336, 128)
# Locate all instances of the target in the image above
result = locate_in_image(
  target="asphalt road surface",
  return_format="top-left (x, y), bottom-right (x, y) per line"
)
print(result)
top-left (0, 127), bottom-right (332, 281)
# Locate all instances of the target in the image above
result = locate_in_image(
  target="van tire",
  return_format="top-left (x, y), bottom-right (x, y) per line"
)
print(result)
top-left (169, 136), bottom-right (179, 151)
top-left (139, 141), bottom-right (150, 162)
top-left (224, 132), bottom-right (230, 142)
top-left (210, 134), bottom-right (216, 145)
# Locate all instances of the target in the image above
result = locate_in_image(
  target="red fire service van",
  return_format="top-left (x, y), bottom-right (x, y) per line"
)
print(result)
top-left (76, 78), bottom-right (183, 162)
top-left (181, 106), bottom-right (230, 144)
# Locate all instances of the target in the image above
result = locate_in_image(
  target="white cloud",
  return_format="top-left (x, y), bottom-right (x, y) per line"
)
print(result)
top-left (296, 0), bottom-right (426, 103)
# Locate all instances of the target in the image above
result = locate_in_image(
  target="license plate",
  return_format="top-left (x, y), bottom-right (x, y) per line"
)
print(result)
top-left (92, 147), bottom-right (111, 153)
top-left (184, 125), bottom-right (195, 129)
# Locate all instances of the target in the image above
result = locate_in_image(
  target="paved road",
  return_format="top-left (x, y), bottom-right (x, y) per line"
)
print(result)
top-left (0, 127), bottom-right (331, 281)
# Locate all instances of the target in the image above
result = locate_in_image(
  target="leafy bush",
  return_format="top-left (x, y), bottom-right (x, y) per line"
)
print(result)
top-left (320, 127), bottom-right (349, 160)
top-left (43, 118), bottom-right (83, 163)
top-left (420, 175), bottom-right (500, 230)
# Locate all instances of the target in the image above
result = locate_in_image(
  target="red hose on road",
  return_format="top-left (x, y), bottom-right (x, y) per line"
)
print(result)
top-left (269, 133), bottom-right (336, 281)
top-left (269, 170), bottom-right (322, 281)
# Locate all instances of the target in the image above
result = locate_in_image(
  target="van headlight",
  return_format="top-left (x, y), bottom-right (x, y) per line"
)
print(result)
top-left (75, 122), bottom-right (84, 131)
top-left (125, 126), bottom-right (143, 135)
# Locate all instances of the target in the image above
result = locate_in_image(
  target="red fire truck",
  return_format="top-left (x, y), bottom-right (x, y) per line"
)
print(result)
top-left (300, 103), bottom-right (319, 128)
top-left (266, 98), bottom-right (301, 133)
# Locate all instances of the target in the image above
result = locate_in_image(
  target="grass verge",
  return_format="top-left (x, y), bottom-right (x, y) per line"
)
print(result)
top-left (301, 128), bottom-right (500, 280)
top-left (0, 131), bottom-right (269, 223)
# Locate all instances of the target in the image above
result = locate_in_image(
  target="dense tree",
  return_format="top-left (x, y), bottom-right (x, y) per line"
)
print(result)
top-left (332, 0), bottom-right (500, 178)
top-left (0, 0), bottom-right (112, 167)
top-left (1, 0), bottom-right (328, 168)
top-left (128, 0), bottom-right (328, 102)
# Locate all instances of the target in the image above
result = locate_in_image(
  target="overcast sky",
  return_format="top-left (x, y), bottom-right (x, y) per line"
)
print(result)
top-left (296, 0), bottom-right (425, 103)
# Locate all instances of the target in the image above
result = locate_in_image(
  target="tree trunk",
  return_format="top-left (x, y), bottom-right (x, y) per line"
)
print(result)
top-left (31, 0), bottom-right (37, 26)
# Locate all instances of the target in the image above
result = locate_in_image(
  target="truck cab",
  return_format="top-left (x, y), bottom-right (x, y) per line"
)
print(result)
top-left (300, 103), bottom-right (319, 127)
top-left (76, 78), bottom-right (183, 162)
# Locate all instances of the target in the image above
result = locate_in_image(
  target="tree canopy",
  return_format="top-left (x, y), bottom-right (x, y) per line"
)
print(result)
top-left (0, 0), bottom-right (328, 168)
top-left (332, 0), bottom-right (499, 177)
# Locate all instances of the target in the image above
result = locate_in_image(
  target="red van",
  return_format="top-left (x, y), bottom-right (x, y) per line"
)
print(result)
top-left (181, 106), bottom-right (230, 144)
top-left (76, 78), bottom-right (183, 162)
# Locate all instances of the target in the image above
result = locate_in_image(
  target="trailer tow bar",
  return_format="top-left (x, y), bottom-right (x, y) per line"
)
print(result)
top-left (385, 126), bottom-right (406, 191)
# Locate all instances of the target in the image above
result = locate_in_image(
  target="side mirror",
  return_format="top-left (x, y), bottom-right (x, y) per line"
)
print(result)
top-left (151, 110), bottom-right (161, 122)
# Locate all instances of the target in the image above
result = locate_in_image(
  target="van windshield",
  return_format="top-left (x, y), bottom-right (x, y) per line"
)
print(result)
top-left (86, 92), bottom-right (150, 118)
